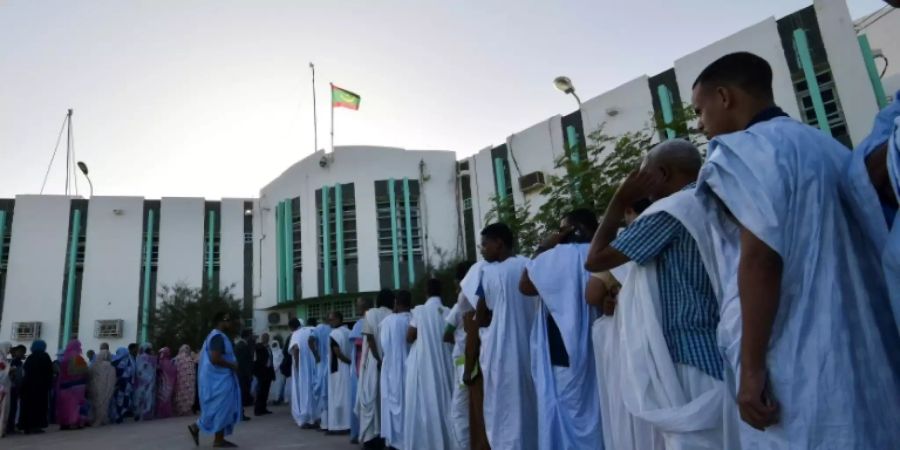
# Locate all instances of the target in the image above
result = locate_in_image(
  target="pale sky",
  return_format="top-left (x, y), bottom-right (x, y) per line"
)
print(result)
top-left (0, 0), bottom-right (887, 199)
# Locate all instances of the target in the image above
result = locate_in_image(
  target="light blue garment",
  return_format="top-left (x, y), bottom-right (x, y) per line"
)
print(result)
top-left (527, 243), bottom-right (603, 450)
top-left (290, 327), bottom-right (317, 425)
top-left (842, 91), bottom-right (900, 337)
top-left (196, 329), bottom-right (241, 436)
top-left (312, 324), bottom-right (331, 426)
top-left (696, 115), bottom-right (900, 449)
top-left (887, 113), bottom-right (900, 334)
top-left (348, 319), bottom-right (364, 439)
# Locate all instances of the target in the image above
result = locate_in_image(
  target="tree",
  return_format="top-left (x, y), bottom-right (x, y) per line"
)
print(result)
top-left (152, 283), bottom-right (242, 352)
top-left (483, 103), bottom-right (703, 256)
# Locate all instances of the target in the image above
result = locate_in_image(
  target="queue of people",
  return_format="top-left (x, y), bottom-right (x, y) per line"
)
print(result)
top-left (0, 339), bottom-right (200, 437)
top-left (283, 51), bottom-right (900, 450)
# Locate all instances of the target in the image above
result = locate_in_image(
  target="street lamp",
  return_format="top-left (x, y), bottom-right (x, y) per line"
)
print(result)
top-left (77, 161), bottom-right (94, 197)
top-left (553, 76), bottom-right (582, 108)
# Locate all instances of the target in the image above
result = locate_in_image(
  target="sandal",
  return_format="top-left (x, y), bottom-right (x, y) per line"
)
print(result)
top-left (213, 440), bottom-right (239, 447)
top-left (188, 424), bottom-right (199, 447)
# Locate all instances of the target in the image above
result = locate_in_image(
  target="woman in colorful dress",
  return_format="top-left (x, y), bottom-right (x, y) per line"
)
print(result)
top-left (56, 340), bottom-right (89, 430)
top-left (134, 343), bottom-right (157, 421)
top-left (155, 347), bottom-right (177, 418)
top-left (87, 349), bottom-right (116, 427)
top-left (173, 345), bottom-right (196, 416)
top-left (109, 347), bottom-right (135, 424)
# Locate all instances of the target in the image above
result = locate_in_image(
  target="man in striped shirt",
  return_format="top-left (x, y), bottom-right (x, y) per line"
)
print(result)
top-left (585, 139), bottom-right (726, 448)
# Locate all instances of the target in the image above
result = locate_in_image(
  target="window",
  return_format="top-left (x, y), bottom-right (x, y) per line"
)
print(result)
top-left (203, 202), bottom-right (222, 292)
top-left (94, 320), bottom-right (124, 338)
top-left (793, 70), bottom-right (851, 147)
top-left (0, 199), bottom-right (13, 327)
top-left (12, 322), bottom-right (41, 340)
top-left (306, 299), bottom-right (358, 323)
top-left (490, 145), bottom-right (514, 201)
top-left (316, 184), bottom-right (358, 295)
top-left (375, 179), bottom-right (424, 289)
top-left (456, 163), bottom-right (477, 260)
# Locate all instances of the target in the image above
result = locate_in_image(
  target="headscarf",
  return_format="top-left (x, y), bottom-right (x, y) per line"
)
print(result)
top-left (112, 347), bottom-right (131, 364)
top-left (140, 342), bottom-right (153, 354)
top-left (175, 345), bottom-right (192, 360)
top-left (271, 340), bottom-right (284, 368)
top-left (95, 349), bottom-right (111, 363)
top-left (159, 347), bottom-right (172, 360)
top-left (31, 339), bottom-right (47, 354)
top-left (61, 340), bottom-right (88, 377)
top-left (0, 341), bottom-right (11, 384)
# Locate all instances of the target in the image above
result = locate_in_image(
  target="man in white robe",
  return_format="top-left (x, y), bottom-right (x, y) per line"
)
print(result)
top-left (349, 299), bottom-right (367, 444)
top-left (587, 266), bottom-right (664, 450)
top-left (463, 223), bottom-right (538, 450)
top-left (692, 52), bottom-right (900, 448)
top-left (404, 280), bottom-right (456, 450)
top-left (379, 291), bottom-right (412, 450)
top-left (357, 290), bottom-right (394, 448)
top-left (843, 89), bottom-right (900, 338)
top-left (311, 320), bottom-right (332, 430)
top-left (443, 261), bottom-right (477, 450)
top-left (586, 139), bottom-right (729, 449)
top-left (288, 319), bottom-right (317, 428)
top-left (520, 209), bottom-right (602, 450)
top-left (327, 311), bottom-right (352, 434)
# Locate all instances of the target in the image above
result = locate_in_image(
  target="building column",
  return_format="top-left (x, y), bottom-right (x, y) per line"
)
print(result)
top-left (793, 28), bottom-right (832, 136)
top-left (334, 184), bottom-right (346, 294)
top-left (388, 179), bottom-right (400, 289)
top-left (61, 208), bottom-right (82, 346)
top-left (140, 209), bottom-right (155, 343)
top-left (402, 178), bottom-right (415, 284)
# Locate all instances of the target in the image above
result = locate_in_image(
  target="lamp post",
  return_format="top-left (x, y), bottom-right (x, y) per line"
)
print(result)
top-left (553, 76), bottom-right (582, 108)
top-left (77, 161), bottom-right (93, 197)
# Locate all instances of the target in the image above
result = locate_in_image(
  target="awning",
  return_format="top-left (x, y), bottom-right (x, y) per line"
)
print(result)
top-left (257, 291), bottom-right (380, 311)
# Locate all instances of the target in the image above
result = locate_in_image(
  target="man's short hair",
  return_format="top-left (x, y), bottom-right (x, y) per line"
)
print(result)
top-left (455, 261), bottom-right (475, 282)
top-left (128, 343), bottom-right (138, 350)
top-left (288, 318), bottom-right (302, 330)
top-left (331, 311), bottom-right (344, 323)
top-left (213, 310), bottom-right (232, 325)
top-left (481, 223), bottom-right (514, 249)
top-left (427, 278), bottom-right (442, 297)
top-left (564, 208), bottom-right (598, 236)
top-left (376, 288), bottom-right (395, 308)
top-left (395, 290), bottom-right (412, 308)
top-left (692, 52), bottom-right (774, 100)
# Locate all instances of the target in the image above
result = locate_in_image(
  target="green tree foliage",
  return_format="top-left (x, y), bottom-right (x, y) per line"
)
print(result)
top-left (483, 104), bottom-right (703, 256)
top-left (152, 283), bottom-right (242, 352)
top-left (409, 247), bottom-right (470, 306)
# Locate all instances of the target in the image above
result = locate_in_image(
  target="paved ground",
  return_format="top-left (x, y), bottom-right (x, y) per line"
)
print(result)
top-left (3, 405), bottom-right (358, 450)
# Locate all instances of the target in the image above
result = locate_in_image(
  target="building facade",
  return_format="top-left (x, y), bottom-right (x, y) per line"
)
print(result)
top-left (0, 0), bottom-right (894, 352)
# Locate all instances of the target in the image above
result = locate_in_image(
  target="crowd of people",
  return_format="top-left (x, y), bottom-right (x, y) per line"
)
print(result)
top-left (1, 48), bottom-right (899, 450)
top-left (0, 339), bottom-right (200, 437)
top-left (282, 51), bottom-right (900, 450)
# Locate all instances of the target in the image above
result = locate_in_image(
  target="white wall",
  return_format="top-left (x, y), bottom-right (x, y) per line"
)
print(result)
top-left (257, 146), bottom-right (458, 312)
top-left (505, 116), bottom-right (566, 216)
top-left (580, 75), bottom-right (656, 159)
top-left (1, 195), bottom-right (71, 355)
top-left (78, 196), bottom-right (144, 352)
top-left (673, 17), bottom-right (802, 121)
top-left (219, 198), bottom-right (247, 295)
top-left (816, 0), bottom-right (879, 146)
top-left (469, 146), bottom-right (496, 243)
top-left (858, 7), bottom-right (900, 99)
top-left (156, 198), bottom-right (204, 292)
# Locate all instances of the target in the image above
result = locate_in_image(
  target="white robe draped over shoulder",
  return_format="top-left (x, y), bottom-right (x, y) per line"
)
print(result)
top-left (403, 298), bottom-right (456, 450)
top-left (526, 243), bottom-right (603, 450)
top-left (697, 115), bottom-right (900, 449)
top-left (379, 312), bottom-right (411, 449)
top-left (473, 256), bottom-right (539, 450)
top-left (328, 325), bottom-right (352, 431)
top-left (289, 327), bottom-right (317, 426)
top-left (357, 307), bottom-right (392, 443)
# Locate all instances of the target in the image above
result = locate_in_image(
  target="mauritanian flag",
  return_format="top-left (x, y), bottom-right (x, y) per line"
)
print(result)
top-left (331, 84), bottom-right (361, 110)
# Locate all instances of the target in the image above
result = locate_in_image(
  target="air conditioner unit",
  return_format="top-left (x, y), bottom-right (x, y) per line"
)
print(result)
top-left (518, 171), bottom-right (546, 193)
top-left (12, 322), bottom-right (41, 340)
top-left (267, 312), bottom-right (287, 327)
top-left (94, 320), bottom-right (124, 338)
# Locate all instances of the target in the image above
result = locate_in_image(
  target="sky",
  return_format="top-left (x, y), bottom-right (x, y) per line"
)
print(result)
top-left (0, 0), bottom-right (888, 199)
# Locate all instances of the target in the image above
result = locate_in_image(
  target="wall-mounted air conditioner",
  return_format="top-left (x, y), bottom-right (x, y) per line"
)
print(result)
top-left (12, 322), bottom-right (41, 340)
top-left (267, 312), bottom-right (288, 327)
top-left (518, 171), bottom-right (546, 193)
top-left (94, 320), bottom-right (124, 338)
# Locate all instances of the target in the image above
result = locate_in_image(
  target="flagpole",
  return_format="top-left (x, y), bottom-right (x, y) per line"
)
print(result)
top-left (330, 82), bottom-right (335, 154)
top-left (310, 62), bottom-right (318, 153)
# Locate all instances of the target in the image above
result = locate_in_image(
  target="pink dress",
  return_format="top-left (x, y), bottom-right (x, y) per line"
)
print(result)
top-left (173, 345), bottom-right (197, 416)
top-left (155, 347), bottom-right (177, 419)
top-left (56, 340), bottom-right (89, 428)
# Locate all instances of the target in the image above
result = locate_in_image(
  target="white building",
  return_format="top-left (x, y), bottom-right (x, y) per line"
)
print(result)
top-left (0, 0), bottom-right (894, 354)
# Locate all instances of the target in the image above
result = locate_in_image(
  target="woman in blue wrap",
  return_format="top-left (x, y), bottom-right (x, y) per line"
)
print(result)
top-left (188, 311), bottom-right (242, 448)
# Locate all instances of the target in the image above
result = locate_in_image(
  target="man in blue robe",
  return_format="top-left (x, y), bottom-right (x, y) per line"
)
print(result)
top-left (188, 311), bottom-right (242, 448)
top-left (692, 51), bottom-right (900, 449)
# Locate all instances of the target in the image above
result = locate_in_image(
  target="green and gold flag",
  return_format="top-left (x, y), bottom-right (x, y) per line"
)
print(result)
top-left (331, 84), bottom-right (361, 110)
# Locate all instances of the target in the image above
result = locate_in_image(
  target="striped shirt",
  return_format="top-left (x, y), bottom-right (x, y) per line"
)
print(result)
top-left (611, 193), bottom-right (723, 380)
